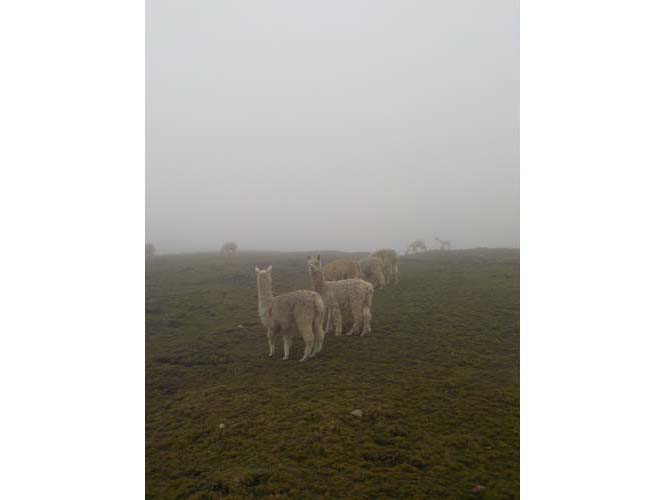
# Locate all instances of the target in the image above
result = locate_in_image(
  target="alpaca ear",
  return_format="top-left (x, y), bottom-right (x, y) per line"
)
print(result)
top-left (267, 265), bottom-right (272, 274)
top-left (254, 266), bottom-right (260, 274)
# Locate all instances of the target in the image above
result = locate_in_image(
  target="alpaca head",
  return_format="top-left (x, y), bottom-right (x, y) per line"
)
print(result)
top-left (306, 255), bottom-right (322, 275)
top-left (255, 265), bottom-right (272, 289)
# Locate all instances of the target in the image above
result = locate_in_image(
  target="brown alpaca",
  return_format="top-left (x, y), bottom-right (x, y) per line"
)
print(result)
top-left (322, 258), bottom-right (361, 281)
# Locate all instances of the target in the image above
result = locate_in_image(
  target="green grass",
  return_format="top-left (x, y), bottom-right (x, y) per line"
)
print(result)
top-left (146, 249), bottom-right (519, 499)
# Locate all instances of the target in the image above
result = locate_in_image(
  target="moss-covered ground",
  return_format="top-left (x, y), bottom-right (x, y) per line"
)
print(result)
top-left (146, 249), bottom-right (519, 499)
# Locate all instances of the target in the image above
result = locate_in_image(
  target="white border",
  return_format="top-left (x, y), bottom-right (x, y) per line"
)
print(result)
top-left (2, 1), bottom-right (667, 499)
top-left (0, 2), bottom-right (145, 498)
top-left (522, 2), bottom-right (667, 499)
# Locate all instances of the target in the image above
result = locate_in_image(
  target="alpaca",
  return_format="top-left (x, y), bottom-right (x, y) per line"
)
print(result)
top-left (405, 239), bottom-right (428, 255)
top-left (358, 256), bottom-right (386, 289)
top-left (145, 243), bottom-right (156, 260)
top-left (435, 237), bottom-right (451, 250)
top-left (255, 266), bottom-right (326, 362)
top-left (322, 258), bottom-right (361, 281)
top-left (221, 241), bottom-right (238, 257)
top-left (371, 248), bottom-right (399, 285)
top-left (307, 255), bottom-right (373, 336)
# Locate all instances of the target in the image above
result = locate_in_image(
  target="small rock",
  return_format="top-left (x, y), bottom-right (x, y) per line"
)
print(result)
top-left (471, 485), bottom-right (486, 493)
top-left (219, 423), bottom-right (226, 429)
top-left (351, 409), bottom-right (363, 418)
top-left (237, 324), bottom-right (244, 329)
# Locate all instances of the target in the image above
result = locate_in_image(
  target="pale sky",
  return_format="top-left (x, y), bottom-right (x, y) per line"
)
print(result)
top-left (147, 0), bottom-right (519, 253)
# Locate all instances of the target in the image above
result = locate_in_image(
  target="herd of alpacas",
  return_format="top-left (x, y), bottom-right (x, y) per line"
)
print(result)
top-left (255, 249), bottom-right (400, 362)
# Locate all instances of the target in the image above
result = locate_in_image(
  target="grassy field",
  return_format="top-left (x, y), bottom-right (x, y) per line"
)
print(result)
top-left (146, 249), bottom-right (519, 499)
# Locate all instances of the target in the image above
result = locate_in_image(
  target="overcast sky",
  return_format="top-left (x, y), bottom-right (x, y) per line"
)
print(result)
top-left (147, 0), bottom-right (518, 254)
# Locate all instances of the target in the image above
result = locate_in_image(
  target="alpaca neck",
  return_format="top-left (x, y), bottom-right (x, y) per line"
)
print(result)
top-left (257, 280), bottom-right (274, 323)
top-left (310, 268), bottom-right (328, 294)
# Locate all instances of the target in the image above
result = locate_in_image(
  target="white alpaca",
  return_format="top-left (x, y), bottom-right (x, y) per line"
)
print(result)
top-left (221, 241), bottom-right (238, 257)
top-left (435, 237), bottom-right (451, 250)
top-left (307, 255), bottom-right (374, 337)
top-left (405, 239), bottom-right (428, 255)
top-left (358, 256), bottom-right (386, 289)
top-left (255, 266), bottom-right (326, 361)
top-left (371, 249), bottom-right (399, 285)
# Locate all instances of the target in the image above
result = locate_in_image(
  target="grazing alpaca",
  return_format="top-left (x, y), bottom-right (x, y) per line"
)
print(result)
top-left (371, 248), bottom-right (399, 285)
top-left (322, 258), bottom-right (361, 281)
top-left (307, 255), bottom-right (373, 336)
top-left (405, 239), bottom-right (428, 255)
top-left (435, 237), bottom-right (451, 250)
top-left (255, 266), bottom-right (326, 361)
top-left (221, 241), bottom-right (238, 257)
top-left (358, 256), bottom-right (386, 289)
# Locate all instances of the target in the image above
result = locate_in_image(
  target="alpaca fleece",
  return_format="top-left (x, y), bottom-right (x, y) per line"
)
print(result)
top-left (358, 256), bottom-right (386, 289)
top-left (371, 248), bottom-right (399, 285)
top-left (322, 258), bottom-right (361, 281)
top-left (307, 255), bottom-right (373, 337)
top-left (256, 266), bottom-right (325, 362)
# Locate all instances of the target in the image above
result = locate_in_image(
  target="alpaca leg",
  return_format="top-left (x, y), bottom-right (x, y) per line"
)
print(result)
top-left (345, 301), bottom-right (362, 336)
top-left (311, 329), bottom-right (322, 356)
top-left (312, 308), bottom-right (326, 356)
top-left (378, 272), bottom-right (386, 290)
top-left (294, 310), bottom-right (315, 361)
top-left (361, 305), bottom-right (372, 336)
top-left (283, 336), bottom-right (293, 360)
top-left (313, 325), bottom-right (325, 355)
top-left (267, 328), bottom-right (276, 358)
top-left (332, 306), bottom-right (343, 336)
top-left (324, 309), bottom-right (333, 334)
top-left (299, 328), bottom-right (315, 362)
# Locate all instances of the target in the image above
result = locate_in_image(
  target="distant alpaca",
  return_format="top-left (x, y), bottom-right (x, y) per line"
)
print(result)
top-left (255, 266), bottom-right (326, 362)
top-left (145, 243), bottom-right (156, 260)
top-left (307, 255), bottom-right (373, 336)
top-left (435, 238), bottom-right (451, 250)
top-left (221, 241), bottom-right (238, 257)
top-left (322, 258), bottom-right (361, 281)
top-left (371, 248), bottom-right (399, 285)
top-left (358, 256), bottom-right (386, 289)
top-left (405, 239), bottom-right (428, 255)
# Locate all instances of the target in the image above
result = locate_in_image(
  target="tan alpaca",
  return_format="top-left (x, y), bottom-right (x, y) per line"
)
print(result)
top-left (255, 266), bottom-right (326, 362)
top-left (358, 256), bottom-right (386, 289)
top-left (371, 249), bottom-right (399, 285)
top-left (322, 258), bottom-right (361, 281)
top-left (307, 255), bottom-right (373, 336)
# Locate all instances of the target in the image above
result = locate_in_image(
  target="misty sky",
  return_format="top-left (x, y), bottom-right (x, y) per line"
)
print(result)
top-left (147, 0), bottom-right (518, 254)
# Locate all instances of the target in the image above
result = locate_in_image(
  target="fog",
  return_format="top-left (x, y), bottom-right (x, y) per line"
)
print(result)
top-left (147, 0), bottom-right (518, 254)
